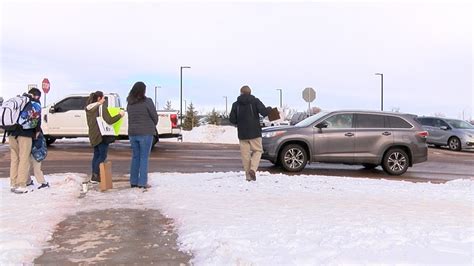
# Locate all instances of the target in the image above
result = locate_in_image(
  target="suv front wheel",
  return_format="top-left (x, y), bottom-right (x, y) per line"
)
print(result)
top-left (279, 144), bottom-right (308, 172)
top-left (382, 148), bottom-right (410, 175)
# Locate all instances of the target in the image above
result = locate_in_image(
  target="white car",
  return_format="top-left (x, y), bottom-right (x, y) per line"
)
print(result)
top-left (42, 93), bottom-right (181, 146)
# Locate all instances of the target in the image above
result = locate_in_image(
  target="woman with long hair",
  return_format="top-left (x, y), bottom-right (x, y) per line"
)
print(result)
top-left (127, 82), bottom-right (158, 189)
top-left (85, 91), bottom-right (124, 182)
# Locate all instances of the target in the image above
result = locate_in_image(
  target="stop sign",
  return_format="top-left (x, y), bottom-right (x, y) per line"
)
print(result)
top-left (302, 87), bottom-right (316, 103)
top-left (42, 78), bottom-right (50, 94)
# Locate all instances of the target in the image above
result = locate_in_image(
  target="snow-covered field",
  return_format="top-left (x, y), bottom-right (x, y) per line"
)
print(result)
top-left (11, 125), bottom-right (239, 145)
top-left (1, 172), bottom-right (472, 265)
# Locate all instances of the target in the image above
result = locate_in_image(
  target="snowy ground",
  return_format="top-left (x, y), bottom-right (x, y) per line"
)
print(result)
top-left (164, 125), bottom-right (238, 144)
top-left (1, 172), bottom-right (472, 265)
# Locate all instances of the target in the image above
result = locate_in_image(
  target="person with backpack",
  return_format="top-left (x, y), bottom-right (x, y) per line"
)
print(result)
top-left (5, 88), bottom-right (42, 193)
top-left (127, 82), bottom-right (158, 189)
top-left (229, 85), bottom-right (273, 181)
top-left (85, 91), bottom-right (124, 183)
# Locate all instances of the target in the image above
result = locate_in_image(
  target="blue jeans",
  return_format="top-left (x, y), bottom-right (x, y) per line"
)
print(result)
top-left (129, 135), bottom-right (153, 187)
top-left (92, 142), bottom-right (109, 176)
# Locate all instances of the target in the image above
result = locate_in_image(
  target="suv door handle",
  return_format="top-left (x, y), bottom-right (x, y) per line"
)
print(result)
top-left (382, 131), bottom-right (391, 136)
top-left (344, 132), bottom-right (354, 137)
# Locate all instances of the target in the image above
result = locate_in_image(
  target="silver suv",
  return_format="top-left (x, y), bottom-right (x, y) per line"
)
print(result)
top-left (262, 110), bottom-right (428, 175)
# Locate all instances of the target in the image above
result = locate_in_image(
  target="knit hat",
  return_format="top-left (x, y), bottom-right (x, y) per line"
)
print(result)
top-left (28, 88), bottom-right (42, 97)
top-left (240, 85), bottom-right (251, 95)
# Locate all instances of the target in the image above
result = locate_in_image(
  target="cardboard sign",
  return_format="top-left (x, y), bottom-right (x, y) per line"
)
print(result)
top-left (107, 107), bottom-right (124, 136)
top-left (268, 108), bottom-right (281, 121)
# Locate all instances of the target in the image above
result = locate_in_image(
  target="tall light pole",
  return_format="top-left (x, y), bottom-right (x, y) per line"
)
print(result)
top-left (223, 96), bottom-right (228, 117)
top-left (276, 88), bottom-right (282, 108)
top-left (154, 85), bottom-right (161, 110)
top-left (180, 66), bottom-right (191, 126)
top-left (375, 73), bottom-right (384, 111)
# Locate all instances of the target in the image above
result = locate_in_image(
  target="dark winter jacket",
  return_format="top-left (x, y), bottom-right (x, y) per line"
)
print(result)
top-left (86, 102), bottom-right (122, 147)
top-left (127, 98), bottom-right (158, 136)
top-left (8, 95), bottom-right (41, 139)
top-left (229, 94), bottom-right (271, 140)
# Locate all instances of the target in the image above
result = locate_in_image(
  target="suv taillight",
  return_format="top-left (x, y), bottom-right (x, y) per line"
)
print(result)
top-left (417, 131), bottom-right (429, 138)
top-left (170, 114), bottom-right (178, 128)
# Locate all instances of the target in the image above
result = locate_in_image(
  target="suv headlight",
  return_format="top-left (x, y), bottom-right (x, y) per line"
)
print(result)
top-left (262, 131), bottom-right (285, 138)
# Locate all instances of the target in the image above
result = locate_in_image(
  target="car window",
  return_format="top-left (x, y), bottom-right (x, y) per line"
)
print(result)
top-left (55, 97), bottom-right (88, 112)
top-left (324, 114), bottom-right (354, 129)
top-left (296, 111), bottom-right (328, 127)
top-left (433, 119), bottom-right (449, 128)
top-left (387, 116), bottom-right (413, 129)
top-left (417, 118), bottom-right (434, 126)
top-left (445, 119), bottom-right (474, 129)
top-left (355, 114), bottom-right (384, 128)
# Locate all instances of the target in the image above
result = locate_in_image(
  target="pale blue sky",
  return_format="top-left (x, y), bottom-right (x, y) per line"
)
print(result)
top-left (1, 0), bottom-right (472, 119)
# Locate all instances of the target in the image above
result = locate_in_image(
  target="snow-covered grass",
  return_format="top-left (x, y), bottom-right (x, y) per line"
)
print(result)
top-left (1, 172), bottom-right (472, 265)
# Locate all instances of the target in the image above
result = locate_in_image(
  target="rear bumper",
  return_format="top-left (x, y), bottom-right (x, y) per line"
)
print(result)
top-left (412, 145), bottom-right (428, 164)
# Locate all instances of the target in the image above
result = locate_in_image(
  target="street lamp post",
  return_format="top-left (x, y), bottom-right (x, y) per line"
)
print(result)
top-left (375, 73), bottom-right (384, 111)
top-left (276, 88), bottom-right (282, 108)
top-left (180, 66), bottom-right (191, 126)
top-left (223, 96), bottom-right (228, 117)
top-left (154, 85), bottom-right (161, 110)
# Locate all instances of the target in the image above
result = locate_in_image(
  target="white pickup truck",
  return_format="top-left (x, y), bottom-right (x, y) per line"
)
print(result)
top-left (41, 93), bottom-right (181, 146)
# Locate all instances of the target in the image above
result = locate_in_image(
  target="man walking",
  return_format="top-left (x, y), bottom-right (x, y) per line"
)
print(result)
top-left (229, 85), bottom-right (272, 181)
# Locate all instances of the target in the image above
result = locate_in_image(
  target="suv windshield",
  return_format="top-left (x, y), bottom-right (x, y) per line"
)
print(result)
top-left (295, 111), bottom-right (329, 127)
top-left (445, 119), bottom-right (474, 129)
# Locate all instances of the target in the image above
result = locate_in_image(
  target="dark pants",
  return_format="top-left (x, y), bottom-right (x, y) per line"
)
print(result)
top-left (92, 142), bottom-right (109, 175)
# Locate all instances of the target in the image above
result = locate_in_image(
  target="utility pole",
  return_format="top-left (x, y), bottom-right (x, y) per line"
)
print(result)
top-left (375, 73), bottom-right (384, 111)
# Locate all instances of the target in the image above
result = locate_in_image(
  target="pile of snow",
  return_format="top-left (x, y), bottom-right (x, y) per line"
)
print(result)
top-left (1, 172), bottom-right (472, 265)
top-left (179, 125), bottom-right (238, 144)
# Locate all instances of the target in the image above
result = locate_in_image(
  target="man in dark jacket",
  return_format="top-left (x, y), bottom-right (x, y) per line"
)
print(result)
top-left (229, 85), bottom-right (272, 181)
top-left (8, 88), bottom-right (42, 193)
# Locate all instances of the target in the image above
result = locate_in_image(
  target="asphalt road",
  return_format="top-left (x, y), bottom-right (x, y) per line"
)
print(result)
top-left (0, 140), bottom-right (472, 183)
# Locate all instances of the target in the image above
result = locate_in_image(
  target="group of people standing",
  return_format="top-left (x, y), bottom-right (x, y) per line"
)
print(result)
top-left (8, 82), bottom-right (272, 193)
top-left (85, 81), bottom-right (157, 189)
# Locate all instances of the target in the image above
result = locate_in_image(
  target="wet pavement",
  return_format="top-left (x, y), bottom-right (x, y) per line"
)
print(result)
top-left (0, 141), bottom-right (472, 182)
top-left (34, 208), bottom-right (192, 265)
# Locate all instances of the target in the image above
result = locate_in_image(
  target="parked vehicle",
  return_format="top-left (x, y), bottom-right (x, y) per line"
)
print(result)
top-left (415, 116), bottom-right (474, 151)
top-left (41, 93), bottom-right (181, 146)
top-left (262, 110), bottom-right (428, 175)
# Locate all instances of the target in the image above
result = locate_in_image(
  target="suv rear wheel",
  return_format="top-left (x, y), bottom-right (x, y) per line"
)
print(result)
top-left (382, 148), bottom-right (409, 175)
top-left (279, 144), bottom-right (307, 172)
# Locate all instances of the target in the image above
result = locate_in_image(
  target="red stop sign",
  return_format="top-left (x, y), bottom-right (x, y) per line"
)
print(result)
top-left (42, 78), bottom-right (50, 94)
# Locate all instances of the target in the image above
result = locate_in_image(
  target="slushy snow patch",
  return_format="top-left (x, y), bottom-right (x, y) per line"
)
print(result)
top-left (166, 125), bottom-right (238, 144)
top-left (0, 172), bottom-right (472, 265)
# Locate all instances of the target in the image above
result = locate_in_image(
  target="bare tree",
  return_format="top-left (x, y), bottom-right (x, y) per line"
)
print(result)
top-left (281, 105), bottom-right (297, 120)
top-left (433, 112), bottom-right (446, 118)
top-left (391, 107), bottom-right (400, 112)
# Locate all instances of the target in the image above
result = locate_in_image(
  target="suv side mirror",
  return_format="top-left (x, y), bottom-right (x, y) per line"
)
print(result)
top-left (440, 126), bottom-right (449, 130)
top-left (49, 105), bottom-right (56, 114)
top-left (316, 121), bottom-right (328, 129)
